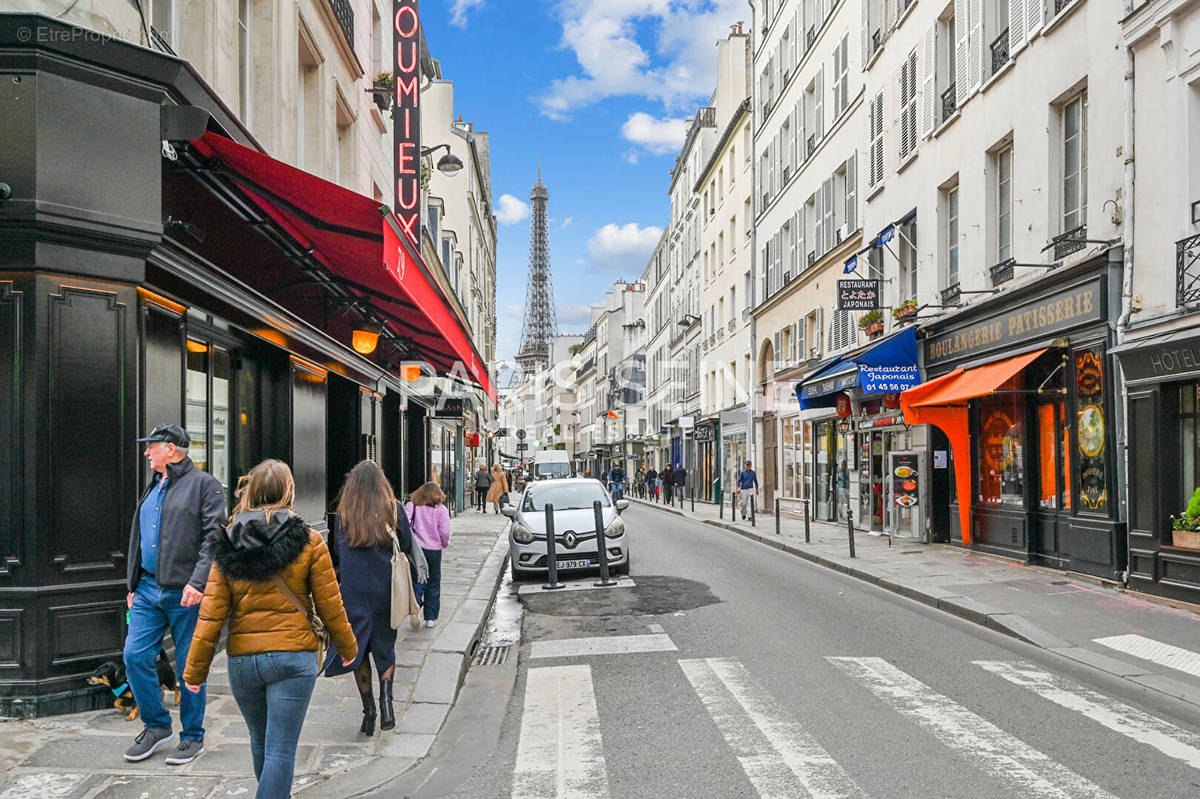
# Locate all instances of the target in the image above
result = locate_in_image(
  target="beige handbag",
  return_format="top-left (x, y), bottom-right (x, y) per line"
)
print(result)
top-left (389, 529), bottom-right (423, 630)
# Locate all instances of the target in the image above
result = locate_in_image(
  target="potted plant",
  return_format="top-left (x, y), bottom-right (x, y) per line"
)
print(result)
top-left (858, 309), bottom-right (884, 337)
top-left (371, 71), bottom-right (393, 112)
top-left (893, 298), bottom-right (918, 323)
top-left (1170, 487), bottom-right (1200, 549)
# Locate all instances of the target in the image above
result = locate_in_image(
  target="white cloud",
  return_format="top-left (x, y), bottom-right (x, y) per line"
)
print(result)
top-left (587, 222), bottom-right (663, 272)
top-left (557, 303), bottom-right (595, 326)
top-left (621, 150), bottom-right (640, 165)
top-left (538, 0), bottom-right (745, 119)
top-left (621, 112), bottom-right (688, 155)
top-left (450, 0), bottom-right (485, 27)
top-left (560, 217), bottom-right (575, 229)
top-left (496, 194), bottom-right (530, 226)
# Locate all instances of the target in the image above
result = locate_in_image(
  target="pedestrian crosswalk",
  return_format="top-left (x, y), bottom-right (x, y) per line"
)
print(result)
top-left (510, 642), bottom-right (1200, 798)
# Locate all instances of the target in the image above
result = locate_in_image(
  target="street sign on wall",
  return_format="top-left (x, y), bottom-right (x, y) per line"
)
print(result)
top-left (837, 279), bottom-right (881, 310)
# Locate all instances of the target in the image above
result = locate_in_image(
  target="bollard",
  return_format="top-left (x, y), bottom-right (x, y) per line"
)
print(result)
top-left (846, 507), bottom-right (856, 558)
top-left (691, 486), bottom-right (695, 513)
top-left (775, 498), bottom-right (780, 536)
top-left (720, 489), bottom-right (724, 519)
top-left (542, 504), bottom-right (566, 589)
top-left (804, 498), bottom-right (811, 543)
top-left (750, 496), bottom-right (756, 527)
top-left (592, 500), bottom-right (618, 587)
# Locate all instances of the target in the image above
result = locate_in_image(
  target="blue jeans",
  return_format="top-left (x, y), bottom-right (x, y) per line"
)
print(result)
top-left (411, 547), bottom-right (443, 621)
top-left (228, 651), bottom-right (318, 799)
top-left (124, 575), bottom-right (205, 740)
top-left (610, 482), bottom-right (624, 503)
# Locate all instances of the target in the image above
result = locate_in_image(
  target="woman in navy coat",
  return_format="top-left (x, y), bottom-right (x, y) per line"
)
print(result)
top-left (324, 460), bottom-right (421, 735)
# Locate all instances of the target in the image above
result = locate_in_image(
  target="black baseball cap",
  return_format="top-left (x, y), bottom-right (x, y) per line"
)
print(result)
top-left (137, 423), bottom-right (190, 448)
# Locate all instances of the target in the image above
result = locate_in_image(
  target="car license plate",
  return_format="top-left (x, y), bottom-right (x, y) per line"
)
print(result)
top-left (557, 559), bottom-right (591, 569)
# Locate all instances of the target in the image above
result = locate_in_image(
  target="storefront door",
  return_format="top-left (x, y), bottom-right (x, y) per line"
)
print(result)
top-left (815, 422), bottom-right (836, 521)
top-left (859, 431), bottom-right (886, 531)
top-left (1033, 398), bottom-right (1071, 564)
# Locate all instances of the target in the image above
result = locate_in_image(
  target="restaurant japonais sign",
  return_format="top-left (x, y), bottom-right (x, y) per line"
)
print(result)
top-left (837, 279), bottom-right (881, 310)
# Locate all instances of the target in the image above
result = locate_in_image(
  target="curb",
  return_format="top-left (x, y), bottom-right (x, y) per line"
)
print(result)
top-left (299, 533), bottom-right (511, 798)
top-left (631, 498), bottom-right (1200, 711)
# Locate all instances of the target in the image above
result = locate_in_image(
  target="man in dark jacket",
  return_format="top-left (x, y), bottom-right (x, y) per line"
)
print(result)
top-left (674, 462), bottom-right (688, 503)
top-left (662, 465), bottom-right (674, 503)
top-left (645, 467), bottom-right (658, 501)
top-left (473, 465), bottom-right (492, 513)
top-left (122, 424), bottom-right (225, 765)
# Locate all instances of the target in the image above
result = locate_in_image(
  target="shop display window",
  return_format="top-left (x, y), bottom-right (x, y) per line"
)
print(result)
top-left (977, 376), bottom-right (1025, 507)
top-left (1178, 383), bottom-right (1200, 513)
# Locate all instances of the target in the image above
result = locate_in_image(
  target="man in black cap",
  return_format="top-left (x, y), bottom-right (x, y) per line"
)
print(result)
top-left (121, 424), bottom-right (224, 765)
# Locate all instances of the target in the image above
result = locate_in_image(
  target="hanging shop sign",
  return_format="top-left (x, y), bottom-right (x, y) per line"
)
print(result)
top-left (891, 453), bottom-right (920, 507)
top-left (433, 398), bottom-right (464, 417)
top-left (835, 392), bottom-right (852, 418)
top-left (924, 277), bottom-right (1105, 367)
top-left (837, 279), bottom-right (881, 310)
top-left (694, 422), bottom-right (717, 443)
top-left (393, 0), bottom-right (421, 244)
top-left (1114, 330), bottom-right (1200, 383)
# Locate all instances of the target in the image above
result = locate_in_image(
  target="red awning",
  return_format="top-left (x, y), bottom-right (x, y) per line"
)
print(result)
top-left (191, 131), bottom-right (494, 402)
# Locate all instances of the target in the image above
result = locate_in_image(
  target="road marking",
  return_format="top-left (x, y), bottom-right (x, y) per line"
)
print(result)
top-left (680, 658), bottom-right (864, 799)
top-left (975, 660), bottom-right (1200, 770)
top-left (647, 623), bottom-right (665, 633)
top-left (828, 656), bottom-right (1118, 799)
top-left (1093, 634), bottom-right (1200, 679)
top-left (531, 633), bottom-right (677, 660)
top-left (512, 664), bottom-right (609, 799)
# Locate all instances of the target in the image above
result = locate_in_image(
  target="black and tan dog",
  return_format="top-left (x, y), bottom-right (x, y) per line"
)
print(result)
top-left (88, 650), bottom-right (179, 720)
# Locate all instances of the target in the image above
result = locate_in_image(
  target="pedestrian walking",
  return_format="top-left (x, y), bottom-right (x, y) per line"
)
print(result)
top-left (645, 467), bottom-right (658, 501)
top-left (486, 464), bottom-right (510, 513)
top-left (323, 460), bottom-right (428, 736)
top-left (674, 463), bottom-right (688, 502)
top-left (183, 459), bottom-right (357, 799)
top-left (473, 465), bottom-right (491, 512)
top-left (662, 465), bottom-right (674, 504)
top-left (122, 423), bottom-right (225, 765)
top-left (736, 460), bottom-right (759, 521)
top-left (405, 481), bottom-right (452, 628)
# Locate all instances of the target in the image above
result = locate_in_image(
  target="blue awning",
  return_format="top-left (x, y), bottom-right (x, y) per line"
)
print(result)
top-left (794, 327), bottom-right (921, 409)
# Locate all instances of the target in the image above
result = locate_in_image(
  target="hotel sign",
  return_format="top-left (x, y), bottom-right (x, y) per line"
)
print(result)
top-left (393, 0), bottom-right (421, 244)
top-left (924, 278), bottom-right (1104, 367)
top-left (1116, 332), bottom-right (1200, 383)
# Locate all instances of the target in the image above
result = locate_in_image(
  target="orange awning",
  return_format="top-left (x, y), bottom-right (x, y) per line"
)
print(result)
top-left (900, 348), bottom-right (1048, 545)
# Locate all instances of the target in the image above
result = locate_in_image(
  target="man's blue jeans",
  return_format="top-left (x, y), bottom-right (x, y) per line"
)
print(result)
top-left (228, 650), bottom-right (318, 799)
top-left (412, 547), bottom-right (443, 621)
top-left (124, 575), bottom-right (205, 740)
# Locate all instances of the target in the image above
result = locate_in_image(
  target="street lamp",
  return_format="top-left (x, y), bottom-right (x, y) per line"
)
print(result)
top-left (422, 143), bottom-right (464, 177)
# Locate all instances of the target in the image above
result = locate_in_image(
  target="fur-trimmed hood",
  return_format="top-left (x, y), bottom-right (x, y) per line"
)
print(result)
top-left (213, 509), bottom-right (310, 581)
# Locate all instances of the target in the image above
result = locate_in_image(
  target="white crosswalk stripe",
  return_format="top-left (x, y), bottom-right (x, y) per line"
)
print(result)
top-left (975, 660), bottom-right (1200, 770)
top-left (828, 656), bottom-right (1119, 799)
top-left (512, 664), bottom-right (609, 799)
top-left (531, 633), bottom-right (677, 659)
top-left (679, 658), bottom-right (865, 799)
top-left (1093, 634), bottom-right (1200, 679)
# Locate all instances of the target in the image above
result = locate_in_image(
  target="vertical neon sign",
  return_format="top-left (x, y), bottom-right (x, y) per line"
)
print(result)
top-left (393, 0), bottom-right (420, 244)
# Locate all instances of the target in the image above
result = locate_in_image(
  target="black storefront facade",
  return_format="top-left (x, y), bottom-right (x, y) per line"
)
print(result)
top-left (906, 251), bottom-right (1126, 580)
top-left (0, 17), bottom-right (490, 715)
top-left (1113, 327), bottom-right (1200, 603)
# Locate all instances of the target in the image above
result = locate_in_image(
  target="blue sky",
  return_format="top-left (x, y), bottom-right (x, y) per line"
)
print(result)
top-left (422, 0), bottom-right (747, 365)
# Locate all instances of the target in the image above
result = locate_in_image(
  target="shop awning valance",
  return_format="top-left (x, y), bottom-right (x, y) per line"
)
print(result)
top-left (899, 347), bottom-right (1047, 544)
top-left (190, 132), bottom-right (494, 402)
top-left (795, 327), bottom-right (920, 409)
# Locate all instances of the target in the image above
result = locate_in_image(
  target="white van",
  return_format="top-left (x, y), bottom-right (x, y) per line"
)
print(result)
top-left (531, 449), bottom-right (573, 481)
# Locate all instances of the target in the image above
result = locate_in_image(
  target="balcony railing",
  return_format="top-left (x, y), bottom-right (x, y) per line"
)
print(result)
top-left (991, 29), bottom-right (1010, 73)
top-left (728, 319), bottom-right (737, 332)
top-left (1177, 234), bottom-right (1200, 306)
top-left (806, 26), bottom-right (816, 49)
top-left (1054, 0), bottom-right (1076, 14)
top-left (870, 29), bottom-right (882, 58)
top-left (1053, 224), bottom-right (1087, 259)
top-left (806, 134), bottom-right (817, 157)
top-left (328, 0), bottom-right (354, 46)
top-left (941, 84), bottom-right (957, 120)
top-left (990, 258), bottom-right (1016, 286)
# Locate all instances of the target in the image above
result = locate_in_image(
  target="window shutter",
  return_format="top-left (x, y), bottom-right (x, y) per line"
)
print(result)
top-left (1027, 0), bottom-right (1045, 43)
top-left (921, 25), bottom-right (936, 137)
top-left (789, 15), bottom-right (799, 70)
top-left (845, 153), bottom-right (857, 232)
top-left (815, 68), bottom-right (824, 138)
top-left (861, 0), bottom-right (871, 63)
top-left (1009, 0), bottom-right (1027, 54)
top-left (899, 62), bottom-right (911, 159)
top-left (814, 188), bottom-right (826, 256)
top-left (797, 98), bottom-right (806, 160)
top-left (954, 0), bottom-right (969, 108)
top-left (822, 176), bottom-right (835, 254)
top-left (773, 331), bottom-right (782, 369)
top-left (968, 0), bottom-right (984, 93)
top-left (797, 317), bottom-right (807, 360)
top-left (870, 92), bottom-right (885, 186)
top-left (814, 306), bottom-right (824, 356)
top-left (840, 36), bottom-right (850, 114)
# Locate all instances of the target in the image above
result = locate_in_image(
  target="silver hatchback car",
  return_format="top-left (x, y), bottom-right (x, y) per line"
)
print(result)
top-left (502, 478), bottom-right (630, 581)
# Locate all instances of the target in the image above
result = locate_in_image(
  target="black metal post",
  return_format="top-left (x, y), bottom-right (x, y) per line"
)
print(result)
top-left (804, 498), bottom-right (811, 543)
top-left (750, 496), bottom-right (756, 527)
top-left (847, 507), bottom-right (856, 558)
top-left (592, 500), bottom-right (618, 586)
top-left (542, 504), bottom-right (565, 589)
top-left (775, 498), bottom-right (780, 536)
top-left (691, 486), bottom-right (695, 513)
top-left (719, 487), bottom-right (724, 519)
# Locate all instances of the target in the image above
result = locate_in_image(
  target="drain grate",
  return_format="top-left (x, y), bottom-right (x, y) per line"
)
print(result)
top-left (471, 644), bottom-right (512, 667)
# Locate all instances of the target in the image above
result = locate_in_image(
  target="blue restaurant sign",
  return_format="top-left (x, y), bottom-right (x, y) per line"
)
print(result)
top-left (795, 327), bottom-right (921, 409)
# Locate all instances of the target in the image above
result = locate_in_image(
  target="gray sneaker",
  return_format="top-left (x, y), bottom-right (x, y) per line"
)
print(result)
top-left (164, 738), bottom-right (204, 765)
top-left (124, 727), bottom-right (173, 761)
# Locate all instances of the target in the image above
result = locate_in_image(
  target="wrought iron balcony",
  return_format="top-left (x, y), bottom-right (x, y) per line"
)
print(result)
top-left (990, 258), bottom-right (1015, 286)
top-left (1177, 233), bottom-right (1200, 306)
top-left (806, 27), bottom-right (816, 49)
top-left (807, 134), bottom-right (817, 157)
top-left (870, 29), bottom-right (882, 58)
top-left (807, 251), bottom-right (816, 268)
top-left (941, 282), bottom-right (962, 306)
top-left (1054, 0), bottom-right (1076, 14)
top-left (328, 0), bottom-right (354, 47)
top-left (1053, 224), bottom-right (1087, 259)
top-left (942, 84), bottom-right (957, 121)
top-left (728, 319), bottom-right (737, 332)
top-left (991, 29), bottom-right (1010, 73)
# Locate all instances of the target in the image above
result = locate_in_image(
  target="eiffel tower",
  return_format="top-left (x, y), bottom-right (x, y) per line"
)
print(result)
top-left (515, 168), bottom-right (557, 377)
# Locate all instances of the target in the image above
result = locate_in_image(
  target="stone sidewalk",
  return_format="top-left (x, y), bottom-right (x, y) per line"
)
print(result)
top-left (633, 495), bottom-right (1200, 711)
top-left (0, 511), bottom-right (510, 799)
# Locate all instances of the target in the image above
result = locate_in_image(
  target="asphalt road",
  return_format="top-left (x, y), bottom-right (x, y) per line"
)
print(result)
top-left (392, 504), bottom-right (1200, 799)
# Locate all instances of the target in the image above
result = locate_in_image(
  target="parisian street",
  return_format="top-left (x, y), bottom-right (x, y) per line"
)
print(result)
top-left (385, 504), bottom-right (1200, 799)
